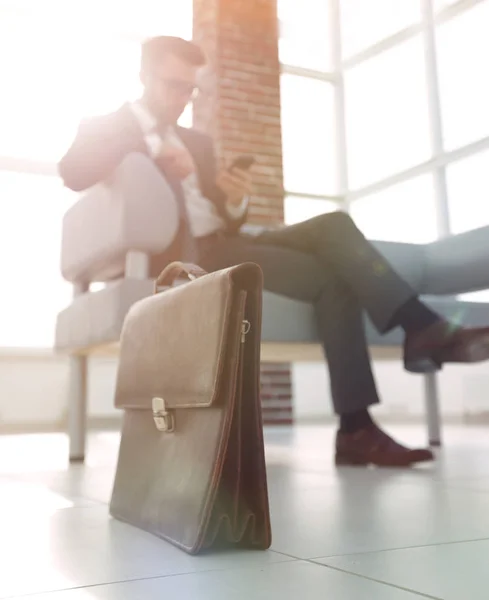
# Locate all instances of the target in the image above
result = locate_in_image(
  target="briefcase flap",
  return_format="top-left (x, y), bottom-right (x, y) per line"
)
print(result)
top-left (114, 267), bottom-right (243, 412)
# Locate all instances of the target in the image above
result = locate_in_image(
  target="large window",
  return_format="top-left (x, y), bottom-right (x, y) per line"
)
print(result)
top-left (340, 0), bottom-right (421, 58)
top-left (0, 1), bottom-right (192, 163)
top-left (278, 0), bottom-right (340, 233)
top-left (0, 33), bottom-right (141, 162)
top-left (446, 150), bottom-right (489, 235)
top-left (341, 0), bottom-right (489, 244)
top-left (436, 1), bottom-right (489, 150)
top-left (350, 175), bottom-right (438, 244)
top-left (278, 0), bottom-right (331, 72)
top-left (0, 0), bottom-right (192, 348)
top-left (279, 0), bottom-right (489, 300)
top-left (344, 36), bottom-right (431, 189)
top-left (280, 75), bottom-right (337, 197)
top-left (285, 196), bottom-right (338, 226)
top-left (0, 172), bottom-right (76, 347)
top-left (434, 0), bottom-right (467, 12)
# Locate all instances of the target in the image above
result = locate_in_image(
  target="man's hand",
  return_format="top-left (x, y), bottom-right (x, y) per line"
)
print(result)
top-left (217, 168), bottom-right (253, 207)
top-left (156, 143), bottom-right (195, 181)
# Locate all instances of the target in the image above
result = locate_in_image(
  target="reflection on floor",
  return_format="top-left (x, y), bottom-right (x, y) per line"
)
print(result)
top-left (0, 424), bottom-right (488, 599)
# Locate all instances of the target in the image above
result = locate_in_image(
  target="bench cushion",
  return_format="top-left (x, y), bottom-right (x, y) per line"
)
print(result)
top-left (56, 238), bottom-right (489, 353)
top-left (423, 226), bottom-right (489, 295)
top-left (56, 279), bottom-right (489, 353)
top-left (56, 279), bottom-right (154, 351)
top-left (263, 292), bottom-right (489, 346)
top-left (56, 281), bottom-right (489, 353)
top-left (371, 240), bottom-right (426, 291)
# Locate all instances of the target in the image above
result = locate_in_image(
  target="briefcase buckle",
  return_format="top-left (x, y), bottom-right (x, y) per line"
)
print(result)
top-left (152, 397), bottom-right (175, 433)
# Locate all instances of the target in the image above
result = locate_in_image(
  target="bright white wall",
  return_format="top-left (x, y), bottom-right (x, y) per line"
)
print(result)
top-left (1, 352), bottom-right (489, 433)
top-left (0, 353), bottom-right (120, 433)
top-left (292, 360), bottom-right (489, 423)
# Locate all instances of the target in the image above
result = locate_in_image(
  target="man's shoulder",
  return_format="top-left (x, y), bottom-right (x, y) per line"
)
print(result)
top-left (77, 103), bottom-right (135, 130)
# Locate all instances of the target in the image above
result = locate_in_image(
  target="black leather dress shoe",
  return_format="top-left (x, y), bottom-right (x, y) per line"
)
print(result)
top-left (336, 425), bottom-right (434, 467)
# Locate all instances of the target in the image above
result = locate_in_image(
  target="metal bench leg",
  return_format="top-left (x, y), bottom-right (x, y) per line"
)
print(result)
top-left (69, 354), bottom-right (88, 463)
top-left (125, 251), bottom-right (149, 279)
top-left (68, 281), bottom-right (89, 463)
top-left (423, 372), bottom-right (442, 447)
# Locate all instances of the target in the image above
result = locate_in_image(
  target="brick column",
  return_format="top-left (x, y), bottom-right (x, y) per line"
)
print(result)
top-left (193, 0), bottom-right (292, 425)
top-left (193, 0), bottom-right (284, 225)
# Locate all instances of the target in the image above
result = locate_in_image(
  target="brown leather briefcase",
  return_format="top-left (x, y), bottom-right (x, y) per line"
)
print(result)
top-left (109, 261), bottom-right (271, 555)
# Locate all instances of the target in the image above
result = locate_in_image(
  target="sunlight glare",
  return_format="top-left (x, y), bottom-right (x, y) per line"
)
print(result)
top-left (0, 0), bottom-right (193, 161)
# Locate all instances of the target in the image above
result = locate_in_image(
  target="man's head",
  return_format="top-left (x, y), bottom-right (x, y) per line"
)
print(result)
top-left (140, 36), bottom-right (206, 125)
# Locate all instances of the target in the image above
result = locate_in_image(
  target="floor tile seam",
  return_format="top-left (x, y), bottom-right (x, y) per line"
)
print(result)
top-left (1, 556), bottom-right (301, 598)
top-left (302, 535), bottom-right (489, 561)
top-left (308, 562), bottom-right (442, 600)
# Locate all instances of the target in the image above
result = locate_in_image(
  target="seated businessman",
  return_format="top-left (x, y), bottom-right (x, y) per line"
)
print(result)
top-left (58, 36), bottom-right (489, 468)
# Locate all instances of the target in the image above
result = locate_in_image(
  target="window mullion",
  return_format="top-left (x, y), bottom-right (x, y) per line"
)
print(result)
top-left (422, 0), bottom-right (451, 238)
top-left (329, 0), bottom-right (350, 211)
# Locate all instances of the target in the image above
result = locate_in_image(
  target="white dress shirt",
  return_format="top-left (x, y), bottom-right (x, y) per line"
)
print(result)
top-left (129, 101), bottom-right (248, 238)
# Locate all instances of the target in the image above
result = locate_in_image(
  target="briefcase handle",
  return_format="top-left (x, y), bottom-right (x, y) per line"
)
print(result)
top-left (154, 261), bottom-right (208, 293)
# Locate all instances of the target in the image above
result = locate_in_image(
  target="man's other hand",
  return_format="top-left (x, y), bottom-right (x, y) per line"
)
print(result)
top-left (156, 143), bottom-right (195, 181)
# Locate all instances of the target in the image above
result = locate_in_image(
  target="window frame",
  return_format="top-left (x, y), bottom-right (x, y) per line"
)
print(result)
top-left (279, 0), bottom-right (489, 240)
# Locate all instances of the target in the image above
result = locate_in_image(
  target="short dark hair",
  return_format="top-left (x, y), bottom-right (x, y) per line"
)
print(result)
top-left (141, 36), bottom-right (206, 71)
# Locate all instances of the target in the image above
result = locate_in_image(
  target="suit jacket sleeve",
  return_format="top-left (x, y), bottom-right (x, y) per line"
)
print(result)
top-left (58, 106), bottom-right (147, 192)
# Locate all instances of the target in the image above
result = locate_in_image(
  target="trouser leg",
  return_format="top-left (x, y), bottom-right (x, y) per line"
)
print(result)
top-left (256, 212), bottom-right (415, 333)
top-left (198, 234), bottom-right (380, 414)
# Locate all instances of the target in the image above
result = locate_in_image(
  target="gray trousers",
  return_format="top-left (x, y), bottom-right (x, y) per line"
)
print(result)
top-left (198, 212), bottom-right (415, 415)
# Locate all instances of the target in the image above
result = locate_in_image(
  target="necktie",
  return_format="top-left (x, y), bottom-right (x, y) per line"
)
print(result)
top-left (154, 151), bottom-right (198, 263)
top-left (168, 173), bottom-right (198, 262)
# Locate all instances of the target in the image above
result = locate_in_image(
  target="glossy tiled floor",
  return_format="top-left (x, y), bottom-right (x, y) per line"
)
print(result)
top-left (1, 424), bottom-right (489, 599)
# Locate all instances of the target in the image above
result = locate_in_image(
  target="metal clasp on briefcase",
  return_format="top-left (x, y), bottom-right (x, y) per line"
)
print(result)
top-left (152, 397), bottom-right (175, 432)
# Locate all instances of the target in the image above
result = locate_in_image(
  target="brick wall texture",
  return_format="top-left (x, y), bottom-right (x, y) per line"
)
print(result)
top-left (193, 0), bottom-right (284, 226)
top-left (193, 0), bottom-right (292, 426)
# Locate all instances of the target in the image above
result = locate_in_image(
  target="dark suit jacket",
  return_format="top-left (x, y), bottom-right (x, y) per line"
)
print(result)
top-left (58, 103), bottom-right (248, 234)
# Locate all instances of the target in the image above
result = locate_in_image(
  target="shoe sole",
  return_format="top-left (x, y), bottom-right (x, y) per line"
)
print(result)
top-left (405, 335), bottom-right (489, 374)
top-left (335, 452), bottom-right (434, 468)
top-left (450, 336), bottom-right (489, 363)
top-left (404, 356), bottom-right (441, 374)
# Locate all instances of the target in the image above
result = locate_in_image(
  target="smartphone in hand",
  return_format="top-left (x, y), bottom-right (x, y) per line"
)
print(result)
top-left (229, 154), bottom-right (255, 172)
